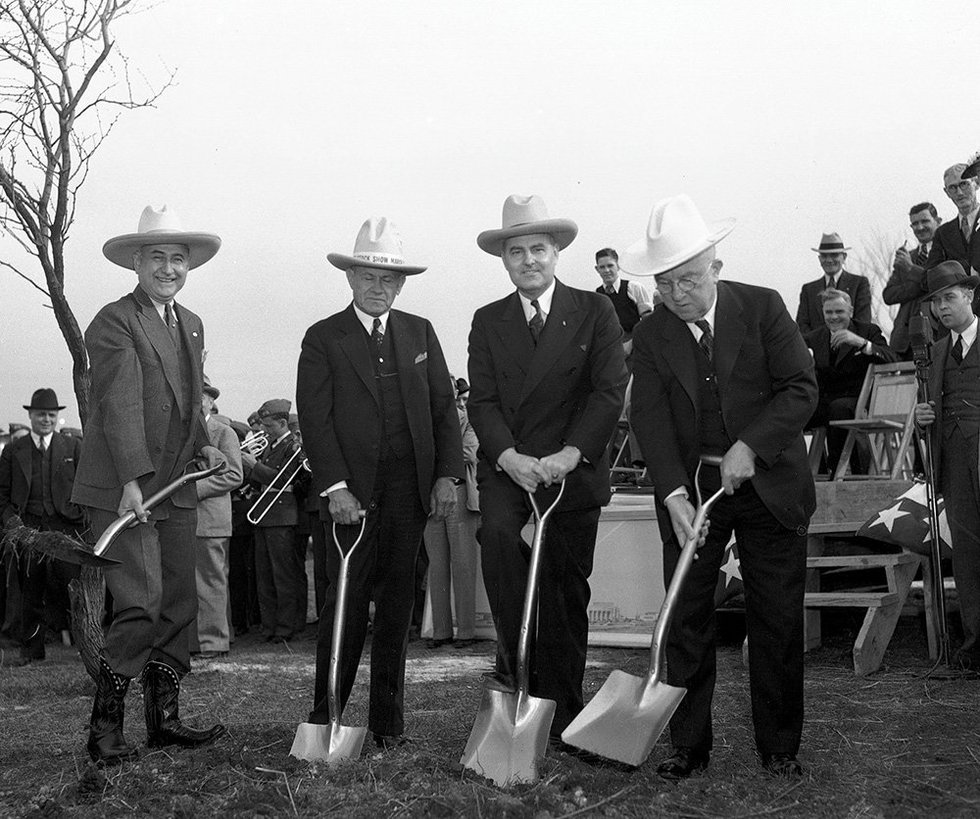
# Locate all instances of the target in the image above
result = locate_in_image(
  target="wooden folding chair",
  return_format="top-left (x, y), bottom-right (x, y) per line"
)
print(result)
top-left (830, 361), bottom-right (918, 480)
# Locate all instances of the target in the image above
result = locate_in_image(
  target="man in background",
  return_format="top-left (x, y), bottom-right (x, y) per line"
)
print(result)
top-left (796, 232), bottom-right (871, 334)
top-left (594, 246), bottom-right (656, 361)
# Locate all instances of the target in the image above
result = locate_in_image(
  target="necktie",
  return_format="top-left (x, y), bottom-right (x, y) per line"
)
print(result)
top-left (962, 216), bottom-right (972, 242)
top-left (825, 276), bottom-right (836, 289)
top-left (528, 299), bottom-right (544, 344)
top-left (605, 285), bottom-right (616, 295)
top-left (371, 317), bottom-right (384, 350)
top-left (164, 303), bottom-right (178, 345)
top-left (695, 319), bottom-right (713, 363)
top-left (952, 335), bottom-right (964, 364)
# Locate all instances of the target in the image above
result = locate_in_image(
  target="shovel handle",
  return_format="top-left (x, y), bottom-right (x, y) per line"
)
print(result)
top-left (93, 461), bottom-right (226, 556)
top-left (327, 512), bottom-right (366, 729)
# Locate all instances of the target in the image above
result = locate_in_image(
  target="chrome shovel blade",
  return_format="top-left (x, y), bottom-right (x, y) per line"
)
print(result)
top-left (289, 721), bottom-right (368, 763)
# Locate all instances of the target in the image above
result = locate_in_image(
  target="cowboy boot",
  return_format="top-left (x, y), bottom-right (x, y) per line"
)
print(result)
top-left (87, 657), bottom-right (138, 764)
top-left (143, 660), bottom-right (226, 748)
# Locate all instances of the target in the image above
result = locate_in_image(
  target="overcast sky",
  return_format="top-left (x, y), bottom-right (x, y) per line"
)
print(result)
top-left (1, 0), bottom-right (975, 429)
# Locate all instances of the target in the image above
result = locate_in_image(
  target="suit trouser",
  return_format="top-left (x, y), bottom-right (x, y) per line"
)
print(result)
top-left (254, 526), bottom-right (305, 638)
top-left (309, 452), bottom-right (426, 736)
top-left (940, 425), bottom-right (980, 657)
top-left (18, 513), bottom-right (80, 659)
top-left (425, 483), bottom-right (479, 640)
top-left (310, 516), bottom-right (329, 618)
top-left (194, 535), bottom-right (230, 652)
top-left (662, 475), bottom-right (806, 756)
top-left (228, 521), bottom-right (258, 630)
top-left (89, 501), bottom-right (198, 678)
top-left (478, 472), bottom-right (600, 736)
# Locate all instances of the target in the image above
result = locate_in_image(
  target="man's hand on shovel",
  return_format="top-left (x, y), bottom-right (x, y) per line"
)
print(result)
top-left (664, 495), bottom-right (710, 558)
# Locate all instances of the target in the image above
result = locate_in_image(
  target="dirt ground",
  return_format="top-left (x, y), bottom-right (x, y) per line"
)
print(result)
top-left (1, 611), bottom-right (979, 818)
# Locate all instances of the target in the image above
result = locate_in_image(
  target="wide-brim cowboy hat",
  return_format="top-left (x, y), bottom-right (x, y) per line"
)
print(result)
top-left (328, 217), bottom-right (427, 275)
top-left (923, 260), bottom-right (980, 301)
top-left (103, 205), bottom-right (221, 269)
top-left (23, 387), bottom-right (65, 411)
top-left (477, 194), bottom-right (578, 257)
top-left (811, 232), bottom-right (852, 253)
top-left (619, 194), bottom-right (735, 278)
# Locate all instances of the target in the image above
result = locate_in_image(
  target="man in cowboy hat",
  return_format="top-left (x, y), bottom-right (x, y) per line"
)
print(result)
top-left (914, 260), bottom-right (980, 671)
top-left (629, 194), bottom-right (817, 778)
top-left (0, 388), bottom-right (84, 665)
top-left (191, 376), bottom-right (243, 660)
top-left (467, 195), bottom-right (628, 744)
top-left (296, 217), bottom-right (463, 750)
top-left (925, 163), bottom-right (980, 311)
top-left (72, 205), bottom-right (227, 764)
top-left (795, 232), bottom-right (871, 335)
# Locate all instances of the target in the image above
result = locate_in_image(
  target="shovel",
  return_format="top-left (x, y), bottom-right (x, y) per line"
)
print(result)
top-left (290, 514), bottom-right (368, 762)
top-left (93, 461), bottom-right (227, 558)
top-left (560, 455), bottom-right (726, 766)
top-left (460, 480), bottom-right (565, 787)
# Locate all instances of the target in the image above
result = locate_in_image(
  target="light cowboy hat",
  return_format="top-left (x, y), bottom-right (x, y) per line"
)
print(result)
top-left (477, 195), bottom-right (578, 256)
top-left (811, 232), bottom-right (852, 254)
top-left (923, 260), bottom-right (980, 301)
top-left (103, 205), bottom-right (221, 269)
top-left (327, 217), bottom-right (427, 275)
top-left (619, 194), bottom-right (735, 278)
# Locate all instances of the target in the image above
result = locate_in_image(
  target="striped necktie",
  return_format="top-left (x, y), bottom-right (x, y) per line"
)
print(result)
top-left (696, 319), bottom-right (713, 363)
top-left (528, 299), bottom-right (544, 344)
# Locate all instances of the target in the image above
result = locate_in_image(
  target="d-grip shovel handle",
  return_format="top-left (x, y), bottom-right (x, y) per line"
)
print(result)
top-left (648, 456), bottom-right (725, 680)
top-left (328, 513), bottom-right (367, 726)
top-left (93, 461), bottom-right (226, 557)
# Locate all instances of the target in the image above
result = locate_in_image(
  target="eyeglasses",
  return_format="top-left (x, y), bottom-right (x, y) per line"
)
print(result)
top-left (945, 180), bottom-right (975, 194)
top-left (655, 268), bottom-right (708, 295)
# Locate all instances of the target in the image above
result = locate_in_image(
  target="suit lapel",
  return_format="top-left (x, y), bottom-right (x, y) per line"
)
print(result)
top-left (491, 292), bottom-right (534, 379)
top-left (174, 303), bottom-right (203, 419)
top-left (337, 305), bottom-right (380, 404)
top-left (132, 288), bottom-right (185, 411)
top-left (14, 437), bottom-right (32, 488)
top-left (659, 309), bottom-right (699, 410)
top-left (713, 283), bottom-right (745, 397)
top-left (390, 311), bottom-right (421, 411)
top-left (520, 281), bottom-right (584, 404)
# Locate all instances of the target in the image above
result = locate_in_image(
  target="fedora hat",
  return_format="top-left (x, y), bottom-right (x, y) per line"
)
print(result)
top-left (963, 151), bottom-right (980, 180)
top-left (477, 195), bottom-right (578, 257)
top-left (328, 217), bottom-right (426, 275)
top-left (923, 260), bottom-right (980, 301)
top-left (811, 232), bottom-right (852, 254)
top-left (23, 388), bottom-right (65, 411)
top-left (619, 195), bottom-right (735, 278)
top-left (202, 374), bottom-right (220, 400)
top-left (103, 206), bottom-right (221, 270)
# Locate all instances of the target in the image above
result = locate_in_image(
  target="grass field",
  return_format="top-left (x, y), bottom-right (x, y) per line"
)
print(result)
top-left (2, 612), bottom-right (979, 818)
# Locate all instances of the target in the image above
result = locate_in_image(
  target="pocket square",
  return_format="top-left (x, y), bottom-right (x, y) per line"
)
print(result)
top-left (415, 352), bottom-right (428, 364)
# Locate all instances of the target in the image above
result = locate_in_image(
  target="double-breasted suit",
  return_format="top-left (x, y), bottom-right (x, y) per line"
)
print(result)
top-left (0, 432), bottom-right (83, 526)
top-left (73, 285), bottom-right (210, 677)
top-left (467, 279), bottom-right (628, 734)
top-left (297, 304), bottom-right (463, 736)
top-left (795, 270), bottom-right (871, 336)
top-left (632, 280), bottom-right (818, 758)
top-left (925, 216), bottom-right (980, 312)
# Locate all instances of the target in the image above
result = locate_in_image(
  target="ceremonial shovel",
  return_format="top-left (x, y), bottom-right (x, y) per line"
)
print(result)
top-left (561, 456), bottom-right (726, 766)
top-left (460, 480), bottom-right (565, 787)
top-left (290, 515), bottom-right (368, 762)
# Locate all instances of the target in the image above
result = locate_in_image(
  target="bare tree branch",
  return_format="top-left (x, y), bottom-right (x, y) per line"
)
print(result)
top-left (0, 257), bottom-right (50, 297)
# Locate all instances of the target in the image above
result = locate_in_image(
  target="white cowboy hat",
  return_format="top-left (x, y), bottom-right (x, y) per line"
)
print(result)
top-left (810, 232), bottom-right (852, 254)
top-left (327, 217), bottom-right (427, 275)
top-left (103, 205), bottom-right (221, 269)
top-left (619, 195), bottom-right (735, 278)
top-left (477, 194), bottom-right (578, 256)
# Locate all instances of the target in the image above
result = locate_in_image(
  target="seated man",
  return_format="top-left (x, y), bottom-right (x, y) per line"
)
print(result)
top-left (803, 288), bottom-right (898, 474)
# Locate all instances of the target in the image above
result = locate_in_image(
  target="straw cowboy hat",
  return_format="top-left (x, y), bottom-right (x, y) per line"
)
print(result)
top-left (811, 232), bottom-right (852, 254)
top-left (923, 260), bottom-right (980, 301)
top-left (23, 388), bottom-right (65, 411)
top-left (328, 217), bottom-right (427, 275)
top-left (477, 195), bottom-right (578, 256)
top-left (103, 205), bottom-right (221, 269)
top-left (619, 194), bottom-right (735, 278)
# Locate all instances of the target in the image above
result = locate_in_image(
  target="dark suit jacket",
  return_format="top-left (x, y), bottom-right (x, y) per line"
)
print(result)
top-left (883, 245), bottom-right (941, 355)
top-left (467, 279), bottom-right (628, 510)
top-left (0, 432), bottom-right (84, 525)
top-left (925, 215), bottom-right (980, 312)
top-left (72, 286), bottom-right (209, 513)
top-left (296, 305), bottom-right (463, 514)
top-left (922, 333), bottom-right (980, 484)
top-left (633, 281), bottom-right (818, 531)
top-left (796, 270), bottom-right (871, 335)
top-left (804, 320), bottom-right (898, 403)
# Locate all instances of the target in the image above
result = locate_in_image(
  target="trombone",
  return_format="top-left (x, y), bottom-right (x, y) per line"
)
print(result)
top-left (247, 448), bottom-right (311, 525)
top-left (241, 429), bottom-right (269, 457)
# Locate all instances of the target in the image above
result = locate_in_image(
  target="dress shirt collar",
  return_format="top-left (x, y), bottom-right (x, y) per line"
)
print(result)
top-left (139, 287), bottom-right (176, 322)
top-left (518, 279), bottom-right (556, 323)
top-left (352, 303), bottom-right (388, 336)
top-left (961, 204), bottom-right (980, 235)
top-left (685, 298), bottom-right (718, 341)
top-left (30, 431), bottom-right (53, 451)
top-left (953, 316), bottom-right (979, 355)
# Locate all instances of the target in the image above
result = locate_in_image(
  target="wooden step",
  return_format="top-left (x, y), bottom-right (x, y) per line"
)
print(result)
top-left (807, 554), bottom-right (919, 570)
top-left (804, 592), bottom-right (898, 608)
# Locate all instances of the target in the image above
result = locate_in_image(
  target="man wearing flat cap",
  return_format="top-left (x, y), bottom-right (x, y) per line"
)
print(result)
top-left (296, 217), bottom-right (463, 751)
top-left (914, 260), bottom-right (980, 671)
top-left (72, 206), bottom-right (226, 764)
top-left (467, 195), bottom-right (628, 744)
top-left (0, 388), bottom-right (84, 665)
top-left (629, 194), bottom-right (817, 778)
top-left (795, 232), bottom-right (871, 335)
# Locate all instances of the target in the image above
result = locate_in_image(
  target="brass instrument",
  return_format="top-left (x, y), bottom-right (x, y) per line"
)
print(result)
top-left (246, 448), bottom-right (311, 525)
top-left (240, 429), bottom-right (269, 457)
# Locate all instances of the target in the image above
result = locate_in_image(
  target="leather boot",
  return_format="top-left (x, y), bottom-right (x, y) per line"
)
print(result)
top-left (143, 660), bottom-right (226, 748)
top-left (87, 657), bottom-right (138, 764)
